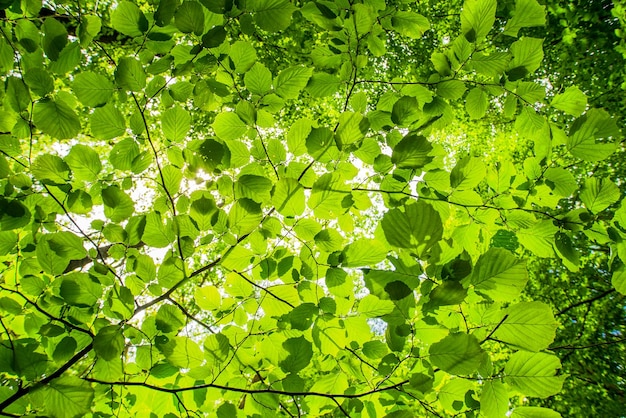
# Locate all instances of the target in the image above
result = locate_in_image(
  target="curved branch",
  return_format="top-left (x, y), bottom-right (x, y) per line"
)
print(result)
top-left (0, 343), bottom-right (93, 414)
top-left (556, 288), bottom-right (616, 316)
top-left (83, 377), bottom-right (409, 399)
top-left (550, 337), bottom-right (626, 351)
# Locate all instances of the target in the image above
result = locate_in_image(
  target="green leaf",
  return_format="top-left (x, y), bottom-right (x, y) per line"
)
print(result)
top-left (229, 41), bottom-right (257, 73)
top-left (465, 87), bottom-right (488, 119)
top-left (306, 72), bottom-right (341, 97)
top-left (72, 72), bottom-right (116, 107)
top-left (202, 25), bottom-right (227, 48)
top-left (190, 193), bottom-right (218, 230)
top-left (274, 66), bottom-right (314, 99)
top-left (94, 326), bottom-right (125, 361)
top-left (391, 11), bottom-right (430, 39)
top-left (437, 80), bottom-right (467, 100)
top-left (111, 1), bottom-right (149, 37)
top-left (280, 336), bottom-right (313, 372)
top-left (195, 285), bottom-right (221, 310)
top-left (42, 18), bottom-right (68, 61)
top-left (493, 302), bottom-right (558, 351)
top-left (504, 351), bottom-right (565, 398)
top-left (580, 177), bottom-right (620, 213)
top-left (244, 63), bottom-right (273, 96)
top-left (336, 112), bottom-right (370, 149)
top-left (567, 109), bottom-right (619, 161)
top-left (198, 0), bottom-right (231, 14)
top-left (252, 0), bottom-right (297, 32)
top-left (0, 231), bottom-right (17, 256)
top-left (31, 154), bottom-right (70, 185)
top-left (48, 42), bottom-right (82, 75)
top-left (110, 138), bottom-right (140, 171)
top-left (509, 37), bottom-right (544, 76)
top-left (518, 82), bottom-right (547, 103)
top-left (357, 295), bottom-right (395, 318)
top-left (308, 173), bottom-right (351, 219)
top-left (143, 212), bottom-right (175, 247)
top-left (551, 86), bottom-right (587, 116)
top-left (362, 341), bottom-right (388, 359)
top-left (0, 198), bottom-right (31, 231)
top-left (381, 201), bottom-right (443, 257)
top-left (213, 112), bottom-right (247, 140)
top-left (236, 174), bottom-right (272, 203)
top-left (78, 15), bottom-right (102, 46)
top-left (543, 167), bottom-right (577, 197)
top-left (510, 407), bottom-right (562, 418)
top-left (162, 165), bottom-right (183, 194)
top-left (166, 337), bottom-right (204, 368)
top-left (102, 185), bottom-right (135, 222)
top-left (272, 177), bottom-right (305, 217)
top-left (37, 233), bottom-right (87, 276)
top-left (314, 229), bottom-right (344, 252)
top-left (391, 134), bottom-right (433, 169)
top-left (156, 304), bottom-right (185, 334)
top-left (33, 98), bottom-right (81, 140)
top-left (504, 0), bottom-right (546, 37)
top-left (450, 157), bottom-right (486, 190)
top-left (554, 231), bottom-right (579, 271)
top-left (24, 68), bottom-right (55, 97)
top-left (428, 281), bottom-right (468, 306)
top-left (0, 38), bottom-right (13, 73)
top-left (342, 239), bottom-right (387, 267)
top-left (480, 381), bottom-right (509, 418)
top-left (391, 96), bottom-right (420, 126)
top-left (306, 127), bottom-right (337, 162)
top-left (6, 77), bottom-right (30, 112)
top-left (53, 336), bottom-right (78, 362)
top-left (65, 144), bottom-right (102, 182)
top-left (38, 376), bottom-right (94, 418)
top-left (429, 333), bottom-right (484, 374)
top-left (438, 379), bottom-right (476, 413)
top-left (470, 52), bottom-right (510, 77)
top-left (471, 248), bottom-right (528, 301)
top-left (612, 266), bottom-right (626, 295)
top-left (175, 1), bottom-right (205, 35)
top-left (460, 0), bottom-right (496, 42)
top-left (162, 105), bottom-right (191, 141)
top-left (517, 221), bottom-right (558, 258)
top-left (115, 57), bottom-right (146, 92)
top-left (229, 198), bottom-right (263, 236)
top-left (91, 103), bottom-right (126, 139)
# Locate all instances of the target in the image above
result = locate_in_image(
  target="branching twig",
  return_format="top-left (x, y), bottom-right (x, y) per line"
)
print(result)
top-left (556, 288), bottom-right (616, 316)
top-left (480, 314), bottom-right (509, 345)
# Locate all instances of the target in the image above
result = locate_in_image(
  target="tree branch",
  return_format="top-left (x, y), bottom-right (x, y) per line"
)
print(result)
top-left (480, 315), bottom-right (509, 345)
top-left (0, 343), bottom-right (93, 413)
top-left (83, 377), bottom-right (409, 399)
top-left (556, 288), bottom-right (616, 316)
top-left (550, 337), bottom-right (626, 351)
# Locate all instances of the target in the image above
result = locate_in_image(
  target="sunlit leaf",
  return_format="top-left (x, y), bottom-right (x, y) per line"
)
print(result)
top-left (493, 302), bottom-right (558, 351)
top-left (504, 0), bottom-right (546, 37)
top-left (111, 1), bottom-right (148, 37)
top-left (460, 0), bottom-right (496, 42)
top-left (429, 333), bottom-right (484, 374)
top-left (252, 0), bottom-right (297, 32)
top-left (33, 98), bottom-right (81, 139)
top-left (37, 376), bottom-right (94, 418)
top-left (504, 351), bottom-right (565, 398)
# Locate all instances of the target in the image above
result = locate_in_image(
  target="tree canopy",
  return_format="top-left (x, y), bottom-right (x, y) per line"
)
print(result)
top-left (0, 0), bottom-right (624, 417)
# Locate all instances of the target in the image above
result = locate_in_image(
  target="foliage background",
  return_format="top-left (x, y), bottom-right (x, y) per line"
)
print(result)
top-left (0, 0), bottom-right (624, 416)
